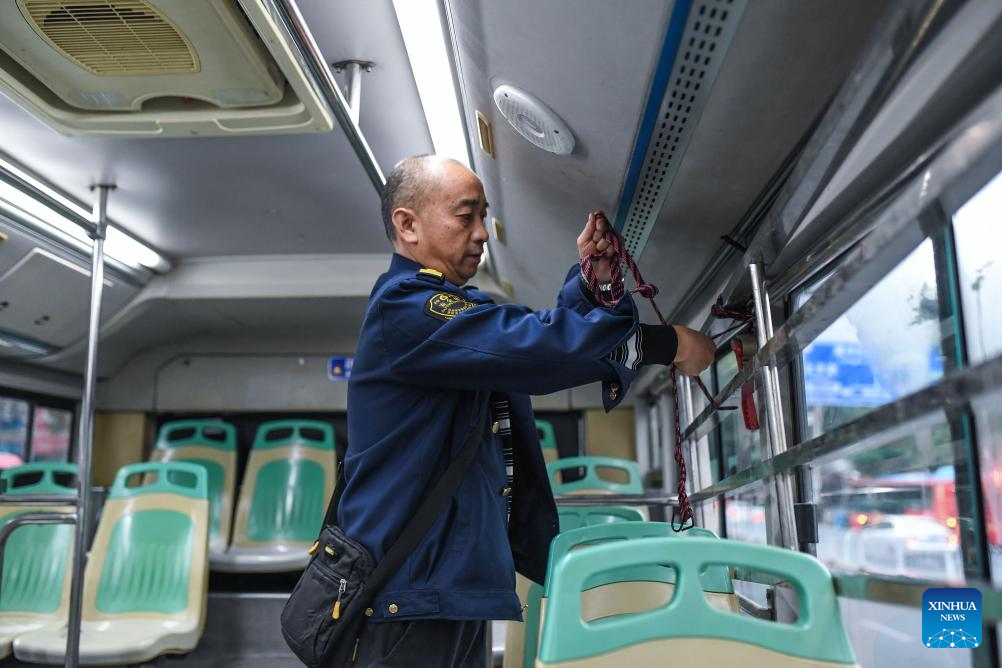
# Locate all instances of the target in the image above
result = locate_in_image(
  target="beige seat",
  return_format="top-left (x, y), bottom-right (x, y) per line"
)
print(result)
top-left (214, 420), bottom-right (336, 572)
top-left (14, 462), bottom-right (210, 665)
top-left (537, 537), bottom-right (859, 668)
top-left (0, 463), bottom-right (77, 660)
top-left (150, 419), bottom-right (237, 564)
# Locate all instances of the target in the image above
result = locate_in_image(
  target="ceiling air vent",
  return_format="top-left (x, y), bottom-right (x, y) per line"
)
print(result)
top-left (0, 0), bottom-right (333, 137)
top-left (22, 1), bottom-right (198, 76)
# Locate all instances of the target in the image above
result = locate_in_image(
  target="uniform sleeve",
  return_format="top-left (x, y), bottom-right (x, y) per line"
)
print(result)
top-left (555, 264), bottom-right (632, 315)
top-left (379, 277), bottom-right (637, 408)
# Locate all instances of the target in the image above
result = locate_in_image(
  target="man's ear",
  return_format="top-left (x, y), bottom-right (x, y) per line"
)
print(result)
top-left (392, 207), bottom-right (419, 245)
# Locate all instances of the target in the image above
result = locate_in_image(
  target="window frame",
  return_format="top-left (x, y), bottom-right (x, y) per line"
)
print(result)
top-left (0, 385), bottom-right (76, 465)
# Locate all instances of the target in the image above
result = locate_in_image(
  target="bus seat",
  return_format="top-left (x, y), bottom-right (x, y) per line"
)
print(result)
top-left (535, 420), bottom-right (559, 464)
top-left (518, 523), bottom-right (735, 668)
top-left (0, 463), bottom-right (77, 660)
top-left (548, 457), bottom-right (648, 519)
top-left (547, 456), bottom-right (643, 494)
top-left (556, 506), bottom-right (645, 532)
top-left (537, 537), bottom-right (858, 668)
top-left (506, 508), bottom-right (646, 668)
top-left (13, 461), bottom-right (210, 665)
top-left (150, 420), bottom-right (237, 564)
top-left (214, 420), bottom-right (336, 572)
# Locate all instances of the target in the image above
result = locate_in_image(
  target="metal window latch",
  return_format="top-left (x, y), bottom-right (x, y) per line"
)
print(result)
top-left (794, 502), bottom-right (818, 544)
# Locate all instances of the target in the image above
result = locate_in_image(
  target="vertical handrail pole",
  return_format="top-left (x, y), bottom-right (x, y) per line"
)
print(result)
top-left (345, 61), bottom-right (363, 126)
top-left (749, 263), bottom-right (797, 550)
top-left (65, 184), bottom-right (112, 668)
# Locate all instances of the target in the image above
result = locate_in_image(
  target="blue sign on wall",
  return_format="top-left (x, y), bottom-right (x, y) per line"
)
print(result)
top-left (327, 356), bottom-right (354, 381)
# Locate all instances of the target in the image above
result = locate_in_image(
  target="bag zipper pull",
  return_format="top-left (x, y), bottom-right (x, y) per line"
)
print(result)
top-left (308, 541), bottom-right (319, 556)
top-left (332, 578), bottom-right (347, 620)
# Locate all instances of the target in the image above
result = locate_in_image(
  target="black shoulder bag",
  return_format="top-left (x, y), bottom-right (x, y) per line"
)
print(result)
top-left (280, 405), bottom-right (489, 667)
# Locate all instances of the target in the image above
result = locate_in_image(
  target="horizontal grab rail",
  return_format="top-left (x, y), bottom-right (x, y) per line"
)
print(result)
top-left (0, 495), bottom-right (79, 506)
top-left (553, 493), bottom-right (679, 507)
top-left (690, 353), bottom-right (1002, 504)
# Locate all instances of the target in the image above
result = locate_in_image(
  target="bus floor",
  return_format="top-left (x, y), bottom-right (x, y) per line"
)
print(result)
top-left (0, 598), bottom-right (508, 667)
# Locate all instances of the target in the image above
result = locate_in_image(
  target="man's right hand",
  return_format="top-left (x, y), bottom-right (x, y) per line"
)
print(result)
top-left (672, 325), bottom-right (715, 376)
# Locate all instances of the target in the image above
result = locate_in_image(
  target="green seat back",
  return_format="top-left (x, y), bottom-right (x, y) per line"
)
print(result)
top-left (252, 420), bottom-right (335, 451)
top-left (247, 459), bottom-right (325, 542)
top-left (0, 463), bottom-right (77, 614)
top-left (95, 462), bottom-right (207, 614)
top-left (155, 420), bottom-right (236, 540)
top-left (544, 523), bottom-right (732, 595)
top-left (540, 537), bottom-right (857, 665)
top-left (557, 506), bottom-right (644, 531)
top-left (156, 420), bottom-right (237, 452)
top-left (547, 456), bottom-right (643, 495)
top-left (535, 420), bottom-right (558, 454)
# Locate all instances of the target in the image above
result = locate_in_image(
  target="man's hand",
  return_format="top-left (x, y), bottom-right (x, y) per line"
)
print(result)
top-left (577, 211), bottom-right (614, 283)
top-left (672, 325), bottom-right (715, 376)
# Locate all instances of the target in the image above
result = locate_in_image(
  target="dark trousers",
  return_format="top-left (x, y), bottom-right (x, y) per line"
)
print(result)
top-left (352, 619), bottom-right (487, 668)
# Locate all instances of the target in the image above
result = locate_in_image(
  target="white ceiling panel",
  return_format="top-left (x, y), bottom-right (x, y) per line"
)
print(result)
top-left (0, 0), bottom-right (430, 261)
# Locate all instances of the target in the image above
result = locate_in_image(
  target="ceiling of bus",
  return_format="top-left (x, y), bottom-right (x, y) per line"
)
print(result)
top-left (464, 0), bottom-right (888, 315)
top-left (0, 0), bottom-right (890, 380)
top-left (0, 0), bottom-right (430, 259)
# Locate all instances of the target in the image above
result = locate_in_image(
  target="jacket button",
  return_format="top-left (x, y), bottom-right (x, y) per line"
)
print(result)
top-left (501, 487), bottom-right (512, 497)
top-left (365, 608), bottom-right (374, 617)
top-left (388, 603), bottom-right (399, 614)
top-left (492, 421), bottom-right (500, 434)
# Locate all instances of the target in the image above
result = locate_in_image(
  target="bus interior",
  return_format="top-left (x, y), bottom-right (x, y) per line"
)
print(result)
top-left (1, 0), bottom-right (1002, 666)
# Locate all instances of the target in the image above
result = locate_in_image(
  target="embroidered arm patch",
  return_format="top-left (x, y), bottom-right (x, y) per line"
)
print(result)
top-left (425, 292), bottom-right (476, 321)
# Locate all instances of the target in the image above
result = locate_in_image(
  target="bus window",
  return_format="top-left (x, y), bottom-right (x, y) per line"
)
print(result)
top-left (953, 170), bottom-right (1002, 364)
top-left (30, 406), bottom-right (72, 462)
top-left (714, 352), bottom-right (765, 478)
top-left (811, 411), bottom-right (963, 584)
top-left (797, 239), bottom-right (945, 439)
top-left (0, 396), bottom-right (29, 469)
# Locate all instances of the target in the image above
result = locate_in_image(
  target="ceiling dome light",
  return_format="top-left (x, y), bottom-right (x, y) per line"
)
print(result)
top-left (493, 84), bottom-right (574, 155)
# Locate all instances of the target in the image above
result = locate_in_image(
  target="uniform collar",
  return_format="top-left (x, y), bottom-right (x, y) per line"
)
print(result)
top-left (389, 253), bottom-right (423, 275)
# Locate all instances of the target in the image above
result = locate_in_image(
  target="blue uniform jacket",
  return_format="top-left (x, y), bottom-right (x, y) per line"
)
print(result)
top-left (339, 253), bottom-right (639, 622)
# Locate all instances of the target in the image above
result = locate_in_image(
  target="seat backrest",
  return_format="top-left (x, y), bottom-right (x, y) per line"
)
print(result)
top-left (523, 523), bottom-right (735, 668)
top-left (546, 457), bottom-right (643, 495)
top-left (0, 463), bottom-right (77, 616)
top-left (230, 420), bottom-right (336, 548)
top-left (152, 420), bottom-right (237, 552)
top-left (83, 462), bottom-right (209, 623)
top-left (538, 537), bottom-right (858, 668)
top-left (557, 506), bottom-right (645, 532)
top-left (535, 420), bottom-right (559, 465)
top-left (544, 523), bottom-right (732, 595)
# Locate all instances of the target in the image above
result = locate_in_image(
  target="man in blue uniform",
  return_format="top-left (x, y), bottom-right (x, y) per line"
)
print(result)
top-left (340, 155), bottom-right (714, 667)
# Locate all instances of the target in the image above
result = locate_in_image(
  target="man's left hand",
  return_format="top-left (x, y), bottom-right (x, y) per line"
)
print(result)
top-left (577, 211), bottom-right (614, 283)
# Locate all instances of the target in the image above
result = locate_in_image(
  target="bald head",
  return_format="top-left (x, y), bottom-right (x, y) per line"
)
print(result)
top-left (382, 154), bottom-right (489, 285)
top-left (381, 155), bottom-right (467, 241)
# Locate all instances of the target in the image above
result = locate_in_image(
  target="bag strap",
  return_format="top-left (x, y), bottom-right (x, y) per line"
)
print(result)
top-left (364, 402), bottom-right (488, 595)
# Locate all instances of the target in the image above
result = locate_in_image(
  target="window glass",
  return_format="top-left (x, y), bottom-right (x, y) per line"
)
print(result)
top-left (0, 397), bottom-right (29, 469)
top-left (713, 352), bottom-right (764, 478)
top-left (31, 407), bottom-right (72, 462)
top-left (812, 411), bottom-right (963, 584)
top-left (797, 240), bottom-right (945, 439)
top-left (974, 390), bottom-right (1002, 587)
top-left (953, 170), bottom-right (1002, 364)
top-left (724, 483), bottom-right (768, 545)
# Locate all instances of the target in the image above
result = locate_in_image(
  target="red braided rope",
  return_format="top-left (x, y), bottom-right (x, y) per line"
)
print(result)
top-left (579, 224), bottom-right (702, 531)
top-left (579, 222), bottom-right (757, 531)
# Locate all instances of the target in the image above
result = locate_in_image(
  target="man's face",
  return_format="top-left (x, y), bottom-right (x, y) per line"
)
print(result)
top-left (396, 160), bottom-right (489, 285)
